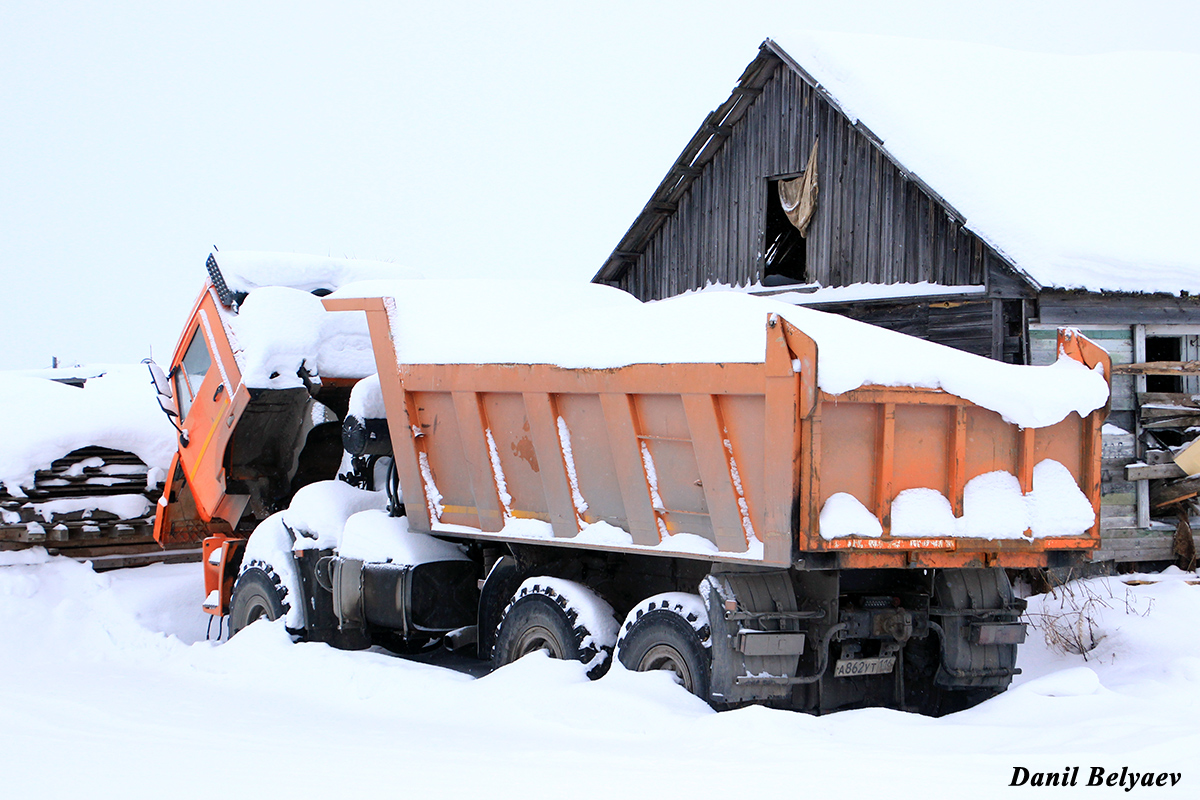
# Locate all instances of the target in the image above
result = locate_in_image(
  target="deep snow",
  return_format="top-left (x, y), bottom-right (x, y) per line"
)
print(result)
top-left (0, 552), bottom-right (1194, 799)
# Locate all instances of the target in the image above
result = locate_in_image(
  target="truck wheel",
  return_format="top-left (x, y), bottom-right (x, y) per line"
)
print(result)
top-left (229, 562), bottom-right (290, 636)
top-left (616, 593), bottom-right (711, 699)
top-left (492, 579), bottom-right (616, 678)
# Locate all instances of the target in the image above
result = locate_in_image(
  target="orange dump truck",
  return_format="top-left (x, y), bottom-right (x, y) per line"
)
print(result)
top-left (151, 256), bottom-right (1110, 714)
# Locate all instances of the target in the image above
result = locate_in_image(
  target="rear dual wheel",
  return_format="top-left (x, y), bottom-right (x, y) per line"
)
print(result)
top-left (616, 594), bottom-right (711, 699)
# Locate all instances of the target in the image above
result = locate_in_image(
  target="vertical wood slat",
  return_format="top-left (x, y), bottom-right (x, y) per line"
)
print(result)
top-left (1133, 324), bottom-right (1151, 529)
top-left (875, 403), bottom-right (896, 531)
top-left (852, 129), bottom-right (869, 284)
top-left (522, 392), bottom-right (582, 538)
top-left (599, 393), bottom-right (661, 546)
top-left (829, 117), bottom-right (845, 284)
top-left (451, 391), bottom-right (506, 533)
top-left (949, 405), bottom-right (967, 517)
top-left (868, 147), bottom-right (882, 282)
top-left (991, 298), bottom-right (1005, 361)
top-left (681, 394), bottom-right (749, 553)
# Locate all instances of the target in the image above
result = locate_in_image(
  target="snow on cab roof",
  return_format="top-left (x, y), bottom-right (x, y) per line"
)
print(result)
top-left (770, 33), bottom-right (1200, 295)
top-left (330, 279), bottom-right (1109, 429)
top-left (210, 252), bottom-right (424, 389)
top-left (214, 251), bottom-right (423, 295)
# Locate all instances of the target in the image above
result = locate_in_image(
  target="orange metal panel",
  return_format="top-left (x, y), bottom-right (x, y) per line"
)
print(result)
top-left (555, 394), bottom-right (625, 528)
top-left (410, 391), bottom-right (478, 528)
top-left (964, 407), bottom-right (1019, 486)
top-left (481, 392), bottom-right (551, 524)
top-left (717, 395), bottom-right (766, 541)
top-left (818, 402), bottom-right (878, 510)
top-left (450, 391), bottom-right (505, 532)
top-left (762, 315), bottom-right (802, 565)
top-left (948, 405), bottom-right (967, 516)
top-left (681, 394), bottom-right (751, 553)
top-left (522, 392), bottom-right (582, 538)
top-left (324, 297), bottom-right (433, 532)
top-left (327, 301), bottom-right (1106, 569)
top-left (874, 404), bottom-right (896, 529)
top-left (599, 393), bottom-right (661, 546)
top-left (891, 404), bottom-right (951, 498)
top-left (399, 361), bottom-right (767, 396)
top-left (171, 289), bottom-right (249, 526)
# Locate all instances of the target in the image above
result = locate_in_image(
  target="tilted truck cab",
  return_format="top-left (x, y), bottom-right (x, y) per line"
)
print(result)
top-left (150, 252), bottom-right (420, 617)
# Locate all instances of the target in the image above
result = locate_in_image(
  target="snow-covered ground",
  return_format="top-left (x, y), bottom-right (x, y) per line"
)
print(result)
top-left (1, 552), bottom-right (1194, 798)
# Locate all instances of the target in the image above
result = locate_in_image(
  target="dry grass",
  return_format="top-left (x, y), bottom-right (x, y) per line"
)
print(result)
top-left (1026, 577), bottom-right (1153, 660)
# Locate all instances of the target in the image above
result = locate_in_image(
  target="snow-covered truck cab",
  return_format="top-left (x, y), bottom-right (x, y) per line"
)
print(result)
top-left (148, 252), bottom-right (421, 618)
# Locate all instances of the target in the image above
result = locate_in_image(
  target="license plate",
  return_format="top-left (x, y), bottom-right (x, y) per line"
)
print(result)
top-left (834, 656), bottom-right (897, 677)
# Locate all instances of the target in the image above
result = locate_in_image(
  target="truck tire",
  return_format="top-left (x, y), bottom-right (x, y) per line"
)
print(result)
top-left (493, 580), bottom-right (615, 679)
top-left (616, 593), bottom-right (711, 699)
top-left (229, 562), bottom-right (290, 636)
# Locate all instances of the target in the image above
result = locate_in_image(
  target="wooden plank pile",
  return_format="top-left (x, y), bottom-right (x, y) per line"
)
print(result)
top-left (0, 446), bottom-right (198, 570)
top-left (1108, 373), bottom-right (1200, 568)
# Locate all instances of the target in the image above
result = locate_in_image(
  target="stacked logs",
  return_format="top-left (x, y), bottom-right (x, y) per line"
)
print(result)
top-left (0, 446), bottom-right (196, 570)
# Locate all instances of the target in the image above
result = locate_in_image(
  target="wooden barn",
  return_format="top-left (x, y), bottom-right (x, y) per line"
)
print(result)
top-left (593, 36), bottom-right (1200, 567)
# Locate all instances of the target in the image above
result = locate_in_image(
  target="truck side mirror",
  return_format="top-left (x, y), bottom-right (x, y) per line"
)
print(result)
top-left (144, 358), bottom-right (189, 447)
top-left (144, 358), bottom-right (172, 398)
top-left (157, 392), bottom-right (179, 419)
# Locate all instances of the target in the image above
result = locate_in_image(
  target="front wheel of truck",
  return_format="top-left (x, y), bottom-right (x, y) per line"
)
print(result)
top-left (492, 578), bottom-right (617, 679)
top-left (229, 562), bottom-right (290, 636)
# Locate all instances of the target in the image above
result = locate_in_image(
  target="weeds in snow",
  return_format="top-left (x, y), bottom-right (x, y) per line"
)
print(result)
top-left (1025, 576), bottom-right (1153, 660)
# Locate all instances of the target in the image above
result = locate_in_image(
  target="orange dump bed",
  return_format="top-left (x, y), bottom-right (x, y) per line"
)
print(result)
top-left (329, 297), bottom-right (1109, 570)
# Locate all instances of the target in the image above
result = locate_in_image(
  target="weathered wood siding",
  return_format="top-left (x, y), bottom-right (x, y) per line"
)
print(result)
top-left (612, 59), bottom-right (1020, 302)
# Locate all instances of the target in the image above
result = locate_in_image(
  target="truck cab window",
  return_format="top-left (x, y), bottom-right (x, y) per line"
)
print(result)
top-left (174, 328), bottom-right (212, 420)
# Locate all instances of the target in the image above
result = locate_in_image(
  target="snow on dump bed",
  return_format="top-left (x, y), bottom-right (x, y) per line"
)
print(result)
top-left (0, 366), bottom-right (176, 491)
top-left (822, 459), bottom-right (1097, 541)
top-left (330, 280), bottom-right (1108, 429)
top-left (772, 33), bottom-right (1200, 294)
top-left (214, 251), bottom-right (422, 295)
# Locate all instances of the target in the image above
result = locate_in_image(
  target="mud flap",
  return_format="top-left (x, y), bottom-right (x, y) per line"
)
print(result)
top-left (702, 570), bottom-right (802, 705)
top-left (933, 568), bottom-right (1024, 689)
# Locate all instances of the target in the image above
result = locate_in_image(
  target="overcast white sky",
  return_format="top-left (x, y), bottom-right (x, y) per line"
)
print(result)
top-left (3, 1), bottom-right (1197, 371)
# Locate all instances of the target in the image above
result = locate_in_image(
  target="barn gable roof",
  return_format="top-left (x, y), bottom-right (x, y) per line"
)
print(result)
top-left (598, 35), bottom-right (1200, 296)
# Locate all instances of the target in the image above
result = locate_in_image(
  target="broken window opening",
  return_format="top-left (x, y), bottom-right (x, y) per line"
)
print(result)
top-left (1146, 336), bottom-right (1183, 394)
top-left (763, 175), bottom-right (809, 285)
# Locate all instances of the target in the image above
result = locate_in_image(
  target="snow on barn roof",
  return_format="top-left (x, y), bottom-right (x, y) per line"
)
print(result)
top-left (768, 33), bottom-right (1200, 295)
